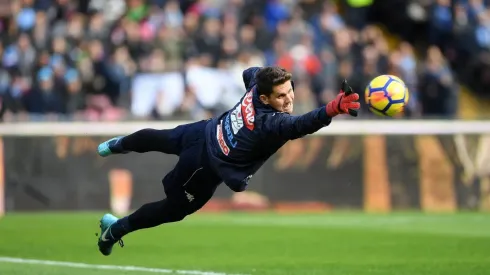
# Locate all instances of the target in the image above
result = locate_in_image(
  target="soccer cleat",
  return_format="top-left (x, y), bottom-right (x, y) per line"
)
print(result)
top-left (97, 213), bottom-right (124, 256)
top-left (97, 136), bottom-right (129, 157)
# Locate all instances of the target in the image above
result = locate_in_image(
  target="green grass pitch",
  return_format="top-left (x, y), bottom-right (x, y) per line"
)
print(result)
top-left (0, 212), bottom-right (489, 275)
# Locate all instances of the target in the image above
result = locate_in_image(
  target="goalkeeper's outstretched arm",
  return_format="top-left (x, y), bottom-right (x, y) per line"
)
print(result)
top-left (263, 107), bottom-right (332, 140)
top-left (263, 80), bottom-right (360, 141)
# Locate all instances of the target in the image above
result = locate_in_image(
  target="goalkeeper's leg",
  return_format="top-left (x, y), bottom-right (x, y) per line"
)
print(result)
top-left (96, 124), bottom-right (221, 256)
top-left (97, 120), bottom-right (207, 157)
top-left (97, 166), bottom-right (220, 256)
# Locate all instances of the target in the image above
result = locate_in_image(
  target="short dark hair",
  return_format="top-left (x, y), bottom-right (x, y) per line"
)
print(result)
top-left (256, 66), bottom-right (292, 97)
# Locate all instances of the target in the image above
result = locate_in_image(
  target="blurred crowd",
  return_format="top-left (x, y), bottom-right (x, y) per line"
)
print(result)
top-left (429, 0), bottom-right (490, 100)
top-left (0, 0), bottom-right (481, 122)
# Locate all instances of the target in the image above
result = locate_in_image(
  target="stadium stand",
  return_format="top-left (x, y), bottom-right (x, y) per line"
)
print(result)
top-left (0, 0), bottom-right (488, 122)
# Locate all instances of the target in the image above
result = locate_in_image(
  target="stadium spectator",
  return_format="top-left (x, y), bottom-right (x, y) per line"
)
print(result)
top-left (0, 0), bottom-right (478, 121)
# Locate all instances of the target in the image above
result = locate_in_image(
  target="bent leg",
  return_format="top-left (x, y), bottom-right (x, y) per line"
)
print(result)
top-left (108, 197), bottom-right (189, 241)
top-left (128, 198), bottom-right (188, 227)
top-left (107, 150), bottom-right (221, 240)
top-left (108, 169), bottom-right (220, 240)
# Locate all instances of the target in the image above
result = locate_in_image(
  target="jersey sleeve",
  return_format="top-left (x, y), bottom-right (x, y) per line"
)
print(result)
top-left (263, 107), bottom-right (332, 140)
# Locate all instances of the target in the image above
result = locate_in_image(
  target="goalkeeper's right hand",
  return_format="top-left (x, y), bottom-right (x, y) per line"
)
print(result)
top-left (326, 80), bottom-right (360, 117)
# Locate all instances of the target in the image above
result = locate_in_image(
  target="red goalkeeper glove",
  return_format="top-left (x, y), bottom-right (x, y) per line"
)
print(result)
top-left (326, 79), bottom-right (360, 117)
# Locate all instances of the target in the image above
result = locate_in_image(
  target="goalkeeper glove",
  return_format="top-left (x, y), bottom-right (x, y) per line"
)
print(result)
top-left (326, 79), bottom-right (360, 117)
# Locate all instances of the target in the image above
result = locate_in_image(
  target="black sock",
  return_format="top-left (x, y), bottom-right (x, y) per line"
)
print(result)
top-left (110, 199), bottom-right (187, 240)
top-left (121, 128), bottom-right (181, 154)
top-left (109, 216), bottom-right (132, 240)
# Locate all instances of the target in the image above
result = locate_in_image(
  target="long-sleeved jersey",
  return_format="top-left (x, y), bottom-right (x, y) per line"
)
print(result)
top-left (205, 67), bottom-right (332, 192)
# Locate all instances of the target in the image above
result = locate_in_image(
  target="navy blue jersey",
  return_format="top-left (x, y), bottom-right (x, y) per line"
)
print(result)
top-left (205, 67), bottom-right (332, 192)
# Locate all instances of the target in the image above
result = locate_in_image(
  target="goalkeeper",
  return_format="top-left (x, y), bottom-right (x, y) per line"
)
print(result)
top-left (95, 66), bottom-right (360, 256)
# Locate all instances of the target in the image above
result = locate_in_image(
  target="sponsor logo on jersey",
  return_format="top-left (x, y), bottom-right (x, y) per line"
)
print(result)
top-left (241, 91), bottom-right (255, 131)
top-left (217, 90), bottom-right (256, 155)
top-left (216, 122), bottom-right (230, 156)
top-left (224, 113), bottom-right (238, 148)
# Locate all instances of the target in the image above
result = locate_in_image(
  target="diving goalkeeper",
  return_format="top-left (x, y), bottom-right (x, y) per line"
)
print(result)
top-left (96, 66), bottom-right (360, 256)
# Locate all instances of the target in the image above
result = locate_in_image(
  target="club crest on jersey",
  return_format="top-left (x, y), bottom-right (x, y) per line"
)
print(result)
top-left (241, 91), bottom-right (255, 131)
top-left (230, 105), bottom-right (243, 134)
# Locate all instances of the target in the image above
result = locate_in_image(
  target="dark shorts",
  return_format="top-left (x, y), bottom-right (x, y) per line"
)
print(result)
top-left (161, 120), bottom-right (222, 215)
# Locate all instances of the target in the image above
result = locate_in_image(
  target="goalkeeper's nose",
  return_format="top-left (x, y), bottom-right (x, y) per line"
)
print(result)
top-left (286, 92), bottom-right (294, 103)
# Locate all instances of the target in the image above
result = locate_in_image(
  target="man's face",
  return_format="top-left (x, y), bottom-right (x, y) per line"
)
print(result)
top-left (260, 81), bottom-right (295, 114)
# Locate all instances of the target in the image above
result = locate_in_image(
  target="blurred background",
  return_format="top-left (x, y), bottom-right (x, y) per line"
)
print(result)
top-left (1, 0), bottom-right (490, 214)
top-left (2, 0), bottom-right (490, 122)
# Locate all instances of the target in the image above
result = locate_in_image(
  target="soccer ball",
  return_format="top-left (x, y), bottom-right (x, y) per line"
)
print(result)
top-left (364, 75), bottom-right (409, 117)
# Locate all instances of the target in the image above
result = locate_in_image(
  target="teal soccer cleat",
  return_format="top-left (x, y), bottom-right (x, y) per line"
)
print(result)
top-left (97, 214), bottom-right (124, 256)
top-left (97, 136), bottom-right (129, 157)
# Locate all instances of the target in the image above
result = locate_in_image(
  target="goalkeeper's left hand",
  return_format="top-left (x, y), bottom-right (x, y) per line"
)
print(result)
top-left (326, 79), bottom-right (360, 117)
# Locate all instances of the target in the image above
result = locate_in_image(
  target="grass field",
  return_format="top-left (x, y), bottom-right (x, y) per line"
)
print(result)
top-left (0, 212), bottom-right (489, 275)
